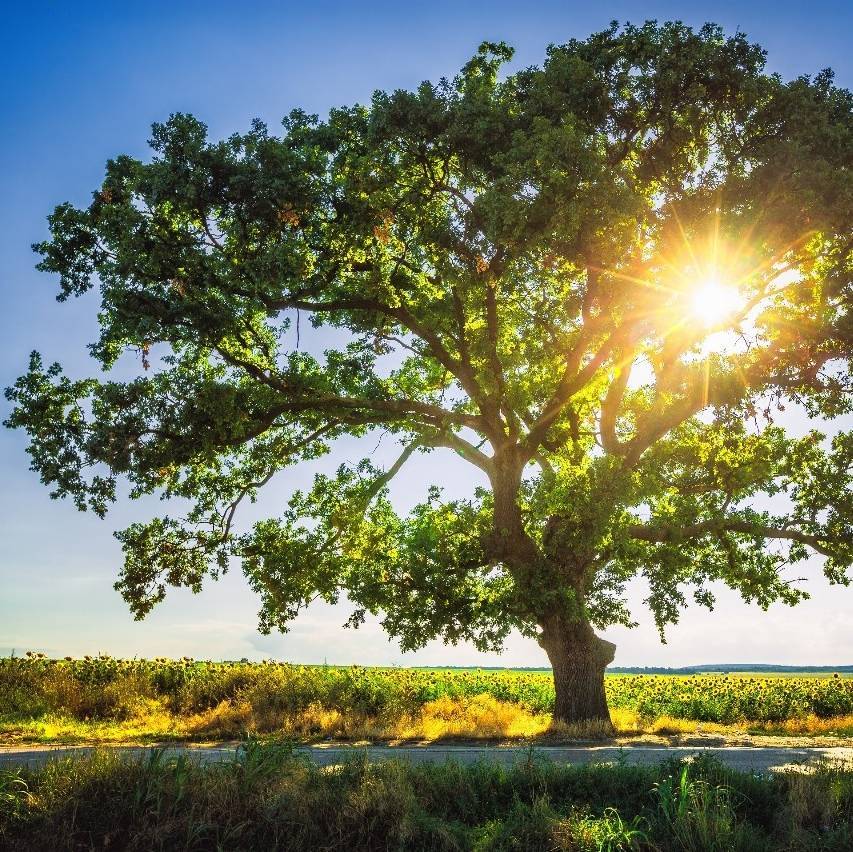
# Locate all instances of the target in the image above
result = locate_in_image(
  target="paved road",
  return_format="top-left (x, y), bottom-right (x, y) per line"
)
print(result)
top-left (2, 744), bottom-right (851, 773)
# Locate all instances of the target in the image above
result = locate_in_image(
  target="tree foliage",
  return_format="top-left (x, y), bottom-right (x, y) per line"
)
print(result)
top-left (6, 22), bottom-right (852, 654)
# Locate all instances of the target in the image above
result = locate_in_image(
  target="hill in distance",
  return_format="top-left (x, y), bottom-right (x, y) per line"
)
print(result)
top-left (407, 664), bottom-right (853, 674)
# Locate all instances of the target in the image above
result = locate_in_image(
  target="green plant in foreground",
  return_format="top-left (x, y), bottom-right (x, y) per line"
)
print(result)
top-left (0, 771), bottom-right (32, 828)
top-left (5, 741), bottom-right (853, 852)
top-left (1, 747), bottom-right (853, 850)
top-left (653, 765), bottom-right (744, 850)
top-left (572, 807), bottom-right (649, 851)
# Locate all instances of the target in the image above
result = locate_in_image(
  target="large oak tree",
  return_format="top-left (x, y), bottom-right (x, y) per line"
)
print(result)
top-left (7, 22), bottom-right (852, 724)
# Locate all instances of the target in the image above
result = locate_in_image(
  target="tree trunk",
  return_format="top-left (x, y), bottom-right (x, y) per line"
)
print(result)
top-left (486, 457), bottom-right (615, 726)
top-left (539, 616), bottom-right (615, 727)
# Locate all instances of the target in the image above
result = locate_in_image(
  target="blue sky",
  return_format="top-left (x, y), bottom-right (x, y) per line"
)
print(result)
top-left (1, 1), bottom-right (851, 666)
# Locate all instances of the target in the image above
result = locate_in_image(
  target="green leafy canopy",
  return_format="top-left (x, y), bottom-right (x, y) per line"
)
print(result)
top-left (6, 21), bottom-right (852, 650)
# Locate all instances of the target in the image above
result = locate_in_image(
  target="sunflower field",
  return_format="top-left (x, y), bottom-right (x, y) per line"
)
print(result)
top-left (2, 654), bottom-right (852, 727)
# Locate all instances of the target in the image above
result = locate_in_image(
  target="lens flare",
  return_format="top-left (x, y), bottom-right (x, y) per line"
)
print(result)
top-left (690, 279), bottom-right (744, 326)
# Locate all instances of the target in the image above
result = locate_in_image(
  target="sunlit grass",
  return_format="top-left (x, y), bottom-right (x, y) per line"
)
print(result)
top-left (753, 713), bottom-right (853, 737)
top-left (396, 694), bottom-right (552, 740)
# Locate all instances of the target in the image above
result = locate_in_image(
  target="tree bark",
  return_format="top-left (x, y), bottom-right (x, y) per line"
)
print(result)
top-left (539, 616), bottom-right (615, 726)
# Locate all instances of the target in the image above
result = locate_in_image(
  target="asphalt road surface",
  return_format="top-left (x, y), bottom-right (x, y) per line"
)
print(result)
top-left (2, 744), bottom-right (852, 773)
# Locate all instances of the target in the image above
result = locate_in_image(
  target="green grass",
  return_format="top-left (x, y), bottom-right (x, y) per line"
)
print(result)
top-left (1, 744), bottom-right (851, 850)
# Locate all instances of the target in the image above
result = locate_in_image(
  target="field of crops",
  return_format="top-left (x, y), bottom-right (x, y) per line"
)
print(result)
top-left (3, 654), bottom-right (853, 727)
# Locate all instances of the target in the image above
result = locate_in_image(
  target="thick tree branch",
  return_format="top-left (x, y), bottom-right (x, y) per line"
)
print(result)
top-left (483, 277), bottom-right (514, 440)
top-left (629, 519), bottom-right (836, 558)
top-left (419, 430), bottom-right (493, 473)
top-left (599, 353), bottom-right (635, 455)
top-left (215, 348), bottom-right (486, 434)
top-left (268, 293), bottom-right (503, 440)
top-left (521, 333), bottom-right (620, 460)
top-left (361, 440), bottom-right (423, 504)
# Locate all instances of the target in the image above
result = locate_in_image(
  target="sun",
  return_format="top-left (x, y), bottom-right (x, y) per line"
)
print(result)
top-left (689, 279), bottom-right (744, 327)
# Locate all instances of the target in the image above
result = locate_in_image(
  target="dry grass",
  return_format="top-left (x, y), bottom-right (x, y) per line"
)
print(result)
top-left (183, 699), bottom-right (386, 740)
top-left (395, 694), bottom-right (552, 740)
top-left (1, 705), bottom-right (183, 743)
top-left (608, 707), bottom-right (728, 736)
top-left (181, 694), bottom-right (553, 741)
top-left (753, 713), bottom-right (853, 736)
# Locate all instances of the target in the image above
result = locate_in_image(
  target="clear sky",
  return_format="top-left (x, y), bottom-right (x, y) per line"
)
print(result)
top-left (1, 1), bottom-right (851, 667)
